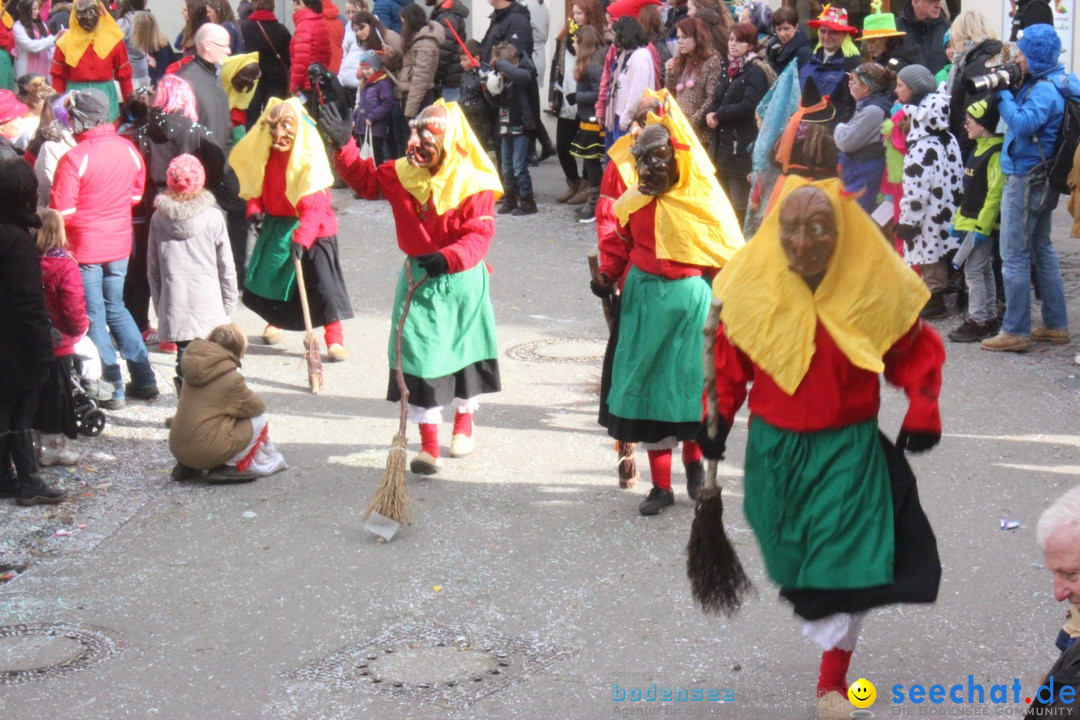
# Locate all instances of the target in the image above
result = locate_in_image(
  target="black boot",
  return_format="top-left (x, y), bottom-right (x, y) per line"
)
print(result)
top-left (512, 194), bottom-right (538, 216)
top-left (0, 432), bottom-right (16, 499)
top-left (11, 430), bottom-right (66, 506)
top-left (576, 188), bottom-right (599, 223)
top-left (685, 460), bottom-right (703, 501)
top-left (497, 189), bottom-right (518, 215)
top-left (919, 292), bottom-right (947, 320)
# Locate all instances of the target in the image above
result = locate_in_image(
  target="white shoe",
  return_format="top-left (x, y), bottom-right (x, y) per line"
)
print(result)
top-left (449, 433), bottom-right (474, 458)
top-left (39, 435), bottom-right (79, 467)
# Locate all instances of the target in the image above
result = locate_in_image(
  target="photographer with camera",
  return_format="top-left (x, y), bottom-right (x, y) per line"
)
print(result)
top-left (981, 24), bottom-right (1070, 353)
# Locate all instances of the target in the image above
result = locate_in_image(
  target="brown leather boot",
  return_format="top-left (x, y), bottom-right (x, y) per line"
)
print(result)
top-left (555, 178), bottom-right (579, 203)
top-left (567, 179), bottom-right (590, 205)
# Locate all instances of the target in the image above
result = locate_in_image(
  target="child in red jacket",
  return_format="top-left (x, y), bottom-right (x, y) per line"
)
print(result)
top-left (34, 208), bottom-right (89, 466)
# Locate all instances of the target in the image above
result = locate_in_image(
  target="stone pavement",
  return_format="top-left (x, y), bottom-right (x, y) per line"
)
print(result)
top-left (2, 159), bottom-right (1080, 719)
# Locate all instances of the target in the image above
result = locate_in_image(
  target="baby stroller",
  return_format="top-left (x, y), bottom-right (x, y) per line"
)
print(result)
top-left (71, 357), bottom-right (107, 437)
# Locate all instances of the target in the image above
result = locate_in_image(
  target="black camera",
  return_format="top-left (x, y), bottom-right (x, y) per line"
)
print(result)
top-left (965, 62), bottom-right (1021, 94)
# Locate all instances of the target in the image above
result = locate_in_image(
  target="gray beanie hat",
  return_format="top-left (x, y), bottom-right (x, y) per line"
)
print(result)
top-left (897, 64), bottom-right (936, 106)
top-left (67, 88), bottom-right (110, 134)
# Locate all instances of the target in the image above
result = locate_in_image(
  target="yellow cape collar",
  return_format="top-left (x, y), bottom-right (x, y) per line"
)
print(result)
top-left (711, 177), bottom-right (930, 395)
top-left (56, 2), bottom-right (125, 67)
top-left (221, 53), bottom-right (261, 112)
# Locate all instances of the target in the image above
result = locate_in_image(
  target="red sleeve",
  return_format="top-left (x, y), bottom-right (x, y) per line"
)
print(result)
top-left (50, 46), bottom-right (67, 93)
top-left (596, 165), bottom-right (629, 284)
top-left (130, 146), bottom-right (145, 204)
top-left (439, 191), bottom-right (494, 273)
top-left (57, 260), bottom-right (89, 337)
top-left (334, 138), bottom-right (382, 199)
top-left (711, 323), bottom-right (754, 429)
top-left (292, 190), bottom-right (332, 249)
top-left (246, 197), bottom-right (264, 218)
top-left (0, 23), bottom-right (13, 52)
top-left (883, 321), bottom-right (945, 435)
top-left (49, 152), bottom-right (78, 214)
top-left (113, 43), bottom-right (133, 102)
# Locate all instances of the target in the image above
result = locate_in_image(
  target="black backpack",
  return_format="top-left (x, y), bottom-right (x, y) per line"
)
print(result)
top-left (1034, 73), bottom-right (1080, 195)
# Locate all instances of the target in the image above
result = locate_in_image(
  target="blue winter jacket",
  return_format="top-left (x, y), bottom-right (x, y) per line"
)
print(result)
top-left (374, 0), bottom-right (411, 34)
top-left (997, 63), bottom-right (1066, 176)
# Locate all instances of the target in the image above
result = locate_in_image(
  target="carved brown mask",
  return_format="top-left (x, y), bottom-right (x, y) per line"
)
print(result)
top-left (632, 124), bottom-right (678, 196)
top-left (778, 186), bottom-right (839, 285)
top-left (232, 64), bottom-right (262, 93)
top-left (75, 0), bottom-right (100, 32)
top-left (264, 102), bottom-right (298, 152)
top-left (406, 104), bottom-right (449, 170)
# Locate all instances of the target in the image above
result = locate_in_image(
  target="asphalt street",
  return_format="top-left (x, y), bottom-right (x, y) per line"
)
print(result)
top-left (2, 156), bottom-right (1080, 719)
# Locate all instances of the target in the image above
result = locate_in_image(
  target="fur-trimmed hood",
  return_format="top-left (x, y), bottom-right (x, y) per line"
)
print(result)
top-left (906, 91), bottom-right (951, 143)
top-left (151, 191), bottom-right (221, 240)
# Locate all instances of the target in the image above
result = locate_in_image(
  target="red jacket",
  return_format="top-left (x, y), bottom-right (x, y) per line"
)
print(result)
top-left (0, 21), bottom-right (13, 53)
top-left (50, 125), bottom-right (145, 265)
top-left (245, 149), bottom-right (337, 249)
top-left (50, 41), bottom-right (134, 103)
top-left (40, 249), bottom-right (89, 357)
top-left (323, 3), bottom-right (345, 75)
top-left (290, 7), bottom-right (331, 93)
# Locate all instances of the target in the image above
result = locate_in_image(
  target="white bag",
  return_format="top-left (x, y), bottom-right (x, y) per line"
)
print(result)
top-left (359, 124), bottom-right (374, 162)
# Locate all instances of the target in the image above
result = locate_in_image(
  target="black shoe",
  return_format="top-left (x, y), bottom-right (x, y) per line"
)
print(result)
top-left (10, 431), bottom-right (66, 506)
top-left (170, 462), bottom-right (202, 481)
top-left (0, 433), bottom-right (15, 498)
top-left (919, 293), bottom-right (947, 320)
top-left (638, 486), bottom-right (675, 516)
top-left (497, 191), bottom-right (518, 215)
top-left (685, 461), bottom-right (703, 501)
top-left (538, 143), bottom-right (557, 162)
top-left (125, 382), bottom-right (160, 401)
top-left (512, 195), bottom-right (538, 216)
top-left (947, 318), bottom-right (993, 343)
top-left (528, 154), bottom-right (539, 167)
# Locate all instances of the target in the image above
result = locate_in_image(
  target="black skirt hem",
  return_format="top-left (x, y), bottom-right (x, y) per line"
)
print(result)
top-left (386, 359), bottom-right (502, 409)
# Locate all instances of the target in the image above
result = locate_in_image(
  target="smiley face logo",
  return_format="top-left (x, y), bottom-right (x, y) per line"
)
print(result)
top-left (848, 678), bottom-right (876, 708)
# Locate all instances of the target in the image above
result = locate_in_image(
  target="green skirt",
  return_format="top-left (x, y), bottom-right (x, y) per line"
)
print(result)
top-left (245, 216), bottom-right (301, 302)
top-left (743, 417), bottom-right (894, 591)
top-left (389, 257), bottom-right (498, 379)
top-left (67, 80), bottom-right (120, 123)
top-left (0, 51), bottom-right (13, 92)
top-left (607, 266), bottom-right (710, 425)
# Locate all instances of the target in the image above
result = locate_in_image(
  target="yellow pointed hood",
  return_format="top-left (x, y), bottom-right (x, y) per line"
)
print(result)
top-left (229, 98), bottom-right (334, 208)
top-left (56, 1), bottom-right (125, 67)
top-left (613, 88), bottom-right (744, 268)
top-left (711, 177), bottom-right (930, 395)
top-left (221, 52), bottom-right (261, 111)
top-left (394, 100), bottom-right (503, 214)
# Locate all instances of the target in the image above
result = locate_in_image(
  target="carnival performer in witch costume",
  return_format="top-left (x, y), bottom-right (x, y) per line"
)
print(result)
top-left (699, 178), bottom-right (943, 720)
top-left (232, 98), bottom-right (354, 363)
top-left (596, 91), bottom-right (744, 516)
top-left (319, 100), bottom-right (503, 476)
top-left (50, 0), bottom-right (132, 122)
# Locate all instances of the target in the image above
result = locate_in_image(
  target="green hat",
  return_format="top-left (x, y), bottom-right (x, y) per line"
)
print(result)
top-left (857, 0), bottom-right (906, 42)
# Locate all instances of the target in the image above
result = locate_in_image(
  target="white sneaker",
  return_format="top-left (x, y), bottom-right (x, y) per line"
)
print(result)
top-left (39, 435), bottom-right (79, 467)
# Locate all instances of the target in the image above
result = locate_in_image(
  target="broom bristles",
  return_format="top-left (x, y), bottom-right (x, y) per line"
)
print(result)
top-left (686, 487), bottom-right (754, 617)
top-left (364, 432), bottom-right (410, 524)
top-left (303, 331), bottom-right (323, 393)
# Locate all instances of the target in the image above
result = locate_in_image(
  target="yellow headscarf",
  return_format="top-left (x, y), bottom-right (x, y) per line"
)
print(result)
top-left (221, 53), bottom-right (261, 112)
top-left (2, 11), bottom-right (12, 29)
top-left (613, 89), bottom-right (744, 268)
top-left (711, 177), bottom-right (930, 396)
top-left (394, 100), bottom-right (503, 215)
top-left (56, 1), bottom-right (125, 67)
top-left (229, 98), bottom-right (334, 208)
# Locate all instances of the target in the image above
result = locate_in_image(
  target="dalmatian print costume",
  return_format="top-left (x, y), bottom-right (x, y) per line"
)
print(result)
top-left (898, 92), bottom-right (964, 266)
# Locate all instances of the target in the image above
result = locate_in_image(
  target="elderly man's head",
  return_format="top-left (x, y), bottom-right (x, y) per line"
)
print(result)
top-left (194, 23), bottom-right (232, 66)
top-left (1038, 488), bottom-right (1080, 604)
top-left (911, 0), bottom-right (943, 21)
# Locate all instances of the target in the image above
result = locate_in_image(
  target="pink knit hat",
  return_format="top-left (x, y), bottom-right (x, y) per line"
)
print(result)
top-left (166, 154), bottom-right (206, 195)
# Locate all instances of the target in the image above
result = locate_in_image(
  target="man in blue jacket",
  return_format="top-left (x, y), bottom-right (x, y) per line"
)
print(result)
top-left (982, 24), bottom-right (1070, 353)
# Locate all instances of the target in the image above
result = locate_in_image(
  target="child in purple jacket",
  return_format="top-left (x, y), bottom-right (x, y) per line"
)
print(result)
top-left (353, 49), bottom-right (396, 165)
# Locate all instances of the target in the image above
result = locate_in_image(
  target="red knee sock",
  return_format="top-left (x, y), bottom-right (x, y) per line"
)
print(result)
top-left (452, 411), bottom-right (473, 437)
top-left (681, 440), bottom-right (702, 465)
top-left (647, 449), bottom-right (672, 491)
top-left (817, 648), bottom-right (853, 696)
top-left (418, 423), bottom-right (440, 458)
top-left (323, 321), bottom-right (343, 347)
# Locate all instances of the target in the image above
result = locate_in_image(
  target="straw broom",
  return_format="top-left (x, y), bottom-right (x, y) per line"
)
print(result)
top-left (294, 256), bottom-right (323, 394)
top-left (364, 263), bottom-right (428, 526)
top-left (686, 300), bottom-right (753, 617)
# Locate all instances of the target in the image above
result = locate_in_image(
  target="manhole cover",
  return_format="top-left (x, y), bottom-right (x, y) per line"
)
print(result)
top-left (0, 623), bottom-right (124, 685)
top-left (505, 337), bottom-right (605, 364)
top-left (291, 622), bottom-right (570, 708)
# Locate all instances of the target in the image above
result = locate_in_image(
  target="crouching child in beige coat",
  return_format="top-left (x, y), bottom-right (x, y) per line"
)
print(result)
top-left (168, 323), bottom-right (287, 482)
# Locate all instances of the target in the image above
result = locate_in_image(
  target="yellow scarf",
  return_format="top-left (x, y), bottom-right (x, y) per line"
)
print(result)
top-left (2, 11), bottom-right (12, 29)
top-left (712, 177), bottom-right (930, 396)
top-left (221, 53), bottom-right (260, 112)
top-left (394, 100), bottom-right (503, 215)
top-left (606, 131), bottom-right (637, 189)
top-left (56, 2), bottom-right (125, 67)
top-left (613, 89), bottom-right (744, 268)
top-left (229, 98), bottom-right (334, 208)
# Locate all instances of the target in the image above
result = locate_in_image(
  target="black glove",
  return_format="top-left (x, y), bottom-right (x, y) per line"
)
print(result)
top-left (590, 273), bottom-right (611, 299)
top-left (565, 92), bottom-right (577, 106)
top-left (248, 212), bottom-right (264, 236)
top-left (896, 429), bottom-right (940, 454)
top-left (894, 223), bottom-right (919, 242)
top-left (318, 102), bottom-right (353, 151)
top-left (416, 252), bottom-right (449, 277)
top-left (290, 241), bottom-right (304, 260)
top-left (695, 418), bottom-right (729, 460)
